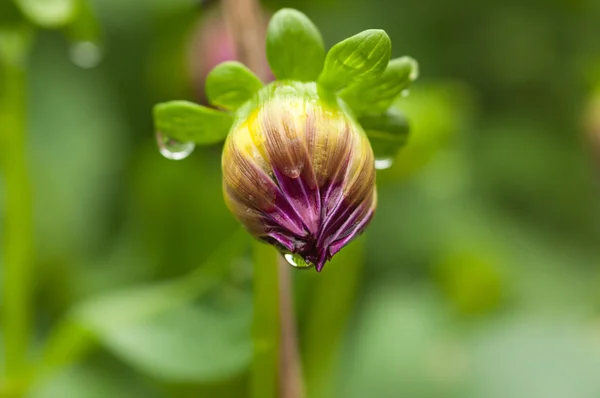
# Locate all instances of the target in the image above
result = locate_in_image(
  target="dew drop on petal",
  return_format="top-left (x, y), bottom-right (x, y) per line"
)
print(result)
top-left (375, 157), bottom-right (394, 170)
top-left (283, 252), bottom-right (313, 269)
top-left (70, 41), bottom-right (103, 69)
top-left (156, 131), bottom-right (195, 160)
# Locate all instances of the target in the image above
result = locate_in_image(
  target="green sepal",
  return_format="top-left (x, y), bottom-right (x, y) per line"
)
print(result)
top-left (266, 8), bottom-right (325, 81)
top-left (359, 108), bottom-right (409, 161)
top-left (205, 61), bottom-right (263, 111)
top-left (318, 29), bottom-right (391, 92)
top-left (153, 101), bottom-right (233, 144)
top-left (14, 0), bottom-right (77, 29)
top-left (340, 56), bottom-right (418, 116)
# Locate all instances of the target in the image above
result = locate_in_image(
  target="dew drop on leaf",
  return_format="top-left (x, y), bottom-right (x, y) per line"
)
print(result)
top-left (156, 131), bottom-right (195, 160)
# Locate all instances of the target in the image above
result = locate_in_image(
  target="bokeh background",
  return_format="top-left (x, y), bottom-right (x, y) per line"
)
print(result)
top-left (2, 0), bottom-right (600, 397)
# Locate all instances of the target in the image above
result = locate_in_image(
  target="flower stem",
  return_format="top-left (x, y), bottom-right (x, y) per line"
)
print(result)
top-left (0, 47), bottom-right (33, 383)
top-left (302, 237), bottom-right (366, 398)
top-left (251, 241), bottom-right (280, 398)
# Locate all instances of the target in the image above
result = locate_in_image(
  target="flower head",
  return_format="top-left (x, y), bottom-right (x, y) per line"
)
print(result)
top-left (223, 82), bottom-right (376, 271)
top-left (153, 8), bottom-right (418, 271)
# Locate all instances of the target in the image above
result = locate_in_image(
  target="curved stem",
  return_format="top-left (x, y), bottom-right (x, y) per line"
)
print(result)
top-left (0, 49), bottom-right (33, 383)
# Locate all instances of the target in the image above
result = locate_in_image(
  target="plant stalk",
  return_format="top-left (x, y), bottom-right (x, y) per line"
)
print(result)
top-left (0, 48), bottom-right (34, 384)
top-left (221, 0), bottom-right (304, 396)
top-left (251, 241), bottom-right (280, 398)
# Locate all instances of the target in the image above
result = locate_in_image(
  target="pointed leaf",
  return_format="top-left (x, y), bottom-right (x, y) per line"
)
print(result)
top-left (14, 0), bottom-right (77, 28)
top-left (359, 108), bottom-right (409, 161)
top-left (205, 61), bottom-right (263, 110)
top-left (153, 100), bottom-right (233, 144)
top-left (266, 8), bottom-right (325, 81)
top-left (341, 56), bottom-right (418, 115)
top-left (318, 29), bottom-right (391, 92)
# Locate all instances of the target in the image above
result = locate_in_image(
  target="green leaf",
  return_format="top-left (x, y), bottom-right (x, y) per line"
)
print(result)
top-left (266, 8), bottom-right (325, 81)
top-left (14, 0), bottom-right (77, 28)
top-left (153, 100), bottom-right (233, 144)
top-left (102, 300), bottom-right (252, 382)
top-left (318, 29), bottom-right (391, 92)
top-left (28, 363), bottom-right (160, 398)
top-left (205, 61), bottom-right (263, 111)
top-left (340, 56), bottom-right (418, 115)
top-left (359, 108), bottom-right (409, 162)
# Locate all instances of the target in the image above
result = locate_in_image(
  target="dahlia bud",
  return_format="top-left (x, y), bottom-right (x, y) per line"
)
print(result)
top-left (153, 8), bottom-right (418, 271)
top-left (222, 82), bottom-right (376, 271)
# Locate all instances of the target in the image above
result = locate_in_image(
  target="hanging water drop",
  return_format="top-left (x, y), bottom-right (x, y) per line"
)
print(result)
top-left (156, 131), bottom-right (195, 160)
top-left (401, 89), bottom-right (410, 98)
top-left (283, 252), bottom-right (313, 269)
top-left (69, 41), bottom-right (103, 69)
top-left (374, 157), bottom-right (394, 170)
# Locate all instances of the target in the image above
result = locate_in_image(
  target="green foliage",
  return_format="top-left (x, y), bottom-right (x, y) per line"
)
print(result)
top-left (206, 61), bottom-right (264, 111)
top-left (341, 56), bottom-right (418, 115)
top-left (14, 0), bottom-right (77, 28)
top-left (359, 109), bottom-right (410, 162)
top-left (103, 300), bottom-right (252, 382)
top-left (153, 100), bottom-right (233, 144)
top-left (266, 8), bottom-right (325, 81)
top-left (318, 29), bottom-right (391, 92)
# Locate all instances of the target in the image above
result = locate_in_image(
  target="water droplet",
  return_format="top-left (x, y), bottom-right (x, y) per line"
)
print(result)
top-left (375, 158), bottom-right (394, 170)
top-left (156, 131), bottom-right (195, 160)
top-left (401, 89), bottom-right (410, 98)
top-left (283, 252), bottom-right (313, 269)
top-left (69, 41), bottom-right (103, 69)
top-left (284, 166), bottom-right (302, 178)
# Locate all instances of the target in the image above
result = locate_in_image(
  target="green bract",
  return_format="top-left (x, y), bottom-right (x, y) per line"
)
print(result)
top-left (359, 109), bottom-right (410, 161)
top-left (266, 8), bottom-right (325, 81)
top-left (153, 8), bottom-right (419, 164)
top-left (206, 61), bottom-right (264, 111)
top-left (318, 29), bottom-right (391, 92)
top-left (341, 56), bottom-right (418, 116)
top-left (153, 101), bottom-right (233, 144)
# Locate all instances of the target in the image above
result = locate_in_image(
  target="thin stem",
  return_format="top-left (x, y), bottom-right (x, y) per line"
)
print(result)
top-left (278, 259), bottom-right (305, 398)
top-left (221, 0), bottom-right (269, 79)
top-left (302, 237), bottom-right (366, 398)
top-left (0, 52), bottom-right (33, 382)
top-left (251, 241), bottom-right (280, 398)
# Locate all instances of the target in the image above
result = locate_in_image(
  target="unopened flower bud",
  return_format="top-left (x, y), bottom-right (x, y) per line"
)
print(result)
top-left (222, 82), bottom-right (376, 271)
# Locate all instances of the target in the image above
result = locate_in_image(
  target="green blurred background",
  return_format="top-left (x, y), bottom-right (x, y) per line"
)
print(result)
top-left (2, 0), bottom-right (600, 397)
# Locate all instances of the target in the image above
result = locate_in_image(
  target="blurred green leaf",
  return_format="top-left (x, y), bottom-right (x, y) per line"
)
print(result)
top-left (28, 362), bottom-right (159, 398)
top-left (266, 8), bottom-right (325, 81)
top-left (0, 25), bottom-right (34, 66)
top-left (153, 100), bottom-right (233, 144)
top-left (14, 0), bottom-right (77, 28)
top-left (71, 229), bottom-right (248, 334)
top-left (102, 299), bottom-right (252, 382)
top-left (205, 61), bottom-right (263, 111)
top-left (340, 286), bottom-right (463, 398)
top-left (341, 56), bottom-right (418, 115)
top-left (318, 29), bottom-right (390, 92)
top-left (359, 108), bottom-right (409, 163)
top-left (466, 319), bottom-right (600, 398)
